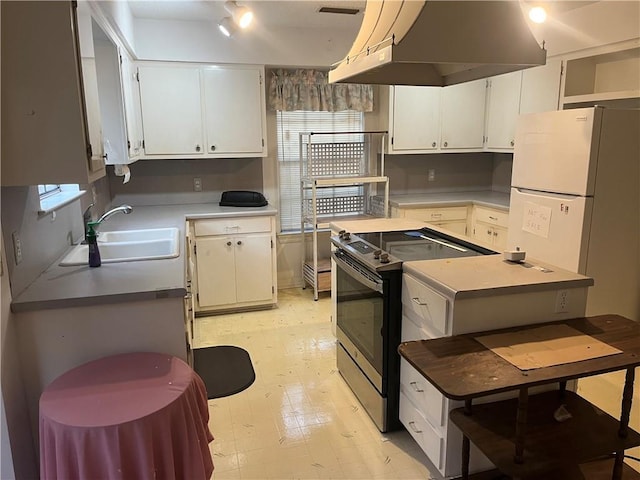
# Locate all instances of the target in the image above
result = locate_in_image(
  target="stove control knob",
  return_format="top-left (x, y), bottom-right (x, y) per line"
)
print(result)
top-left (343, 232), bottom-right (351, 241)
top-left (373, 249), bottom-right (382, 259)
top-left (338, 230), bottom-right (346, 238)
top-left (379, 253), bottom-right (390, 264)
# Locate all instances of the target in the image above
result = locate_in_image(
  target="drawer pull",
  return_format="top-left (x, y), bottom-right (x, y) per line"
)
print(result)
top-left (489, 216), bottom-right (498, 221)
top-left (408, 421), bottom-right (423, 434)
top-left (410, 381), bottom-right (424, 393)
top-left (412, 297), bottom-right (428, 306)
top-left (226, 241), bottom-right (232, 246)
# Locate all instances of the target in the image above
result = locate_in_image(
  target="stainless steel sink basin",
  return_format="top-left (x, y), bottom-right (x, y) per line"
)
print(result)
top-left (59, 228), bottom-right (180, 266)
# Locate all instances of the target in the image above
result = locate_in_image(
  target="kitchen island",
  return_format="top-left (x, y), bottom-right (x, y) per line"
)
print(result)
top-left (400, 254), bottom-right (594, 478)
top-left (11, 202), bottom-right (277, 443)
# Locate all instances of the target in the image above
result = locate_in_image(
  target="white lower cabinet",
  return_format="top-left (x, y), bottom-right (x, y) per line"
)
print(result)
top-left (398, 271), bottom-right (590, 477)
top-left (191, 215), bottom-right (277, 313)
top-left (470, 205), bottom-right (509, 251)
top-left (391, 206), bottom-right (468, 236)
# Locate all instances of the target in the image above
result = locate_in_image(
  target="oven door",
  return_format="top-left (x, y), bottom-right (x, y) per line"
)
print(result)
top-left (332, 250), bottom-right (385, 392)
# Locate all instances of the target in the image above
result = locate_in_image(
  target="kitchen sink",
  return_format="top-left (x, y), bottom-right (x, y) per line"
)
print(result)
top-left (59, 228), bottom-right (180, 266)
top-left (96, 228), bottom-right (178, 244)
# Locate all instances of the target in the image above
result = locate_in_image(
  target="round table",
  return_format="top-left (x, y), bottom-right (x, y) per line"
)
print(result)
top-left (39, 352), bottom-right (214, 480)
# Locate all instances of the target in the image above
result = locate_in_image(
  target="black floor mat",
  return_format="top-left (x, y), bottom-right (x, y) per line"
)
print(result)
top-left (193, 346), bottom-right (255, 399)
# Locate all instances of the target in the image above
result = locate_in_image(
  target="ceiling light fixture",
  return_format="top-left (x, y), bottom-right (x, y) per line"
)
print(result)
top-left (218, 16), bottom-right (237, 37)
top-left (529, 6), bottom-right (547, 23)
top-left (224, 1), bottom-right (253, 29)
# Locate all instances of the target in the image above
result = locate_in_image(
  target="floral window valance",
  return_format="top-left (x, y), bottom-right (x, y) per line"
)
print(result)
top-left (268, 69), bottom-right (374, 112)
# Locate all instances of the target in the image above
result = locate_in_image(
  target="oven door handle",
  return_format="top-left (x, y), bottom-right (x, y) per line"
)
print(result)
top-left (331, 252), bottom-right (383, 294)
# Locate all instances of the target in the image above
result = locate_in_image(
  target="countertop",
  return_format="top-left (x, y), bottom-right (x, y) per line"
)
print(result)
top-left (11, 204), bottom-right (277, 313)
top-left (384, 191), bottom-right (510, 210)
top-left (329, 217), bottom-right (433, 234)
top-left (403, 255), bottom-right (594, 299)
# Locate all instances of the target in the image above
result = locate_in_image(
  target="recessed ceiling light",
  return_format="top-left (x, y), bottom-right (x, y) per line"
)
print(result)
top-left (529, 6), bottom-right (547, 23)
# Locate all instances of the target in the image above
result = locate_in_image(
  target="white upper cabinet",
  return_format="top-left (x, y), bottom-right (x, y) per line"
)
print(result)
top-left (485, 71), bottom-right (523, 151)
top-left (1, 1), bottom-right (106, 186)
top-left (120, 50), bottom-right (145, 160)
top-left (137, 63), bottom-right (267, 159)
top-left (485, 60), bottom-right (562, 151)
top-left (202, 66), bottom-right (266, 155)
top-left (378, 80), bottom-right (486, 154)
top-left (520, 59), bottom-right (562, 114)
top-left (138, 65), bottom-right (204, 156)
top-left (440, 78), bottom-right (487, 150)
top-left (389, 86), bottom-right (441, 153)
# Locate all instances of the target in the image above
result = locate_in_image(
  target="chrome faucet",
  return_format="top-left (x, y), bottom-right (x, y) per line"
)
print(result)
top-left (84, 204), bottom-right (133, 242)
top-left (95, 204), bottom-right (133, 225)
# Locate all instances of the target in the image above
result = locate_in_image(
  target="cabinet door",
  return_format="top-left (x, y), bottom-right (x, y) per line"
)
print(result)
top-left (202, 67), bottom-right (265, 155)
top-left (1, 1), bottom-right (104, 186)
top-left (195, 236), bottom-right (237, 307)
top-left (391, 86), bottom-right (441, 152)
top-left (485, 71), bottom-right (522, 150)
top-left (138, 65), bottom-right (204, 155)
top-left (520, 60), bottom-right (562, 114)
top-left (81, 57), bottom-right (106, 168)
top-left (440, 79), bottom-right (487, 150)
top-left (472, 224), bottom-right (495, 246)
top-left (120, 51), bottom-right (145, 159)
top-left (234, 234), bottom-right (273, 304)
top-left (492, 226), bottom-right (508, 251)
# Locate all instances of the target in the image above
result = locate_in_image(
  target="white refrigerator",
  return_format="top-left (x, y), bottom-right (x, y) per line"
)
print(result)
top-left (507, 106), bottom-right (640, 320)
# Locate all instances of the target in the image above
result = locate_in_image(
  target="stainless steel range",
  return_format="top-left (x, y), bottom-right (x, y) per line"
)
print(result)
top-left (331, 227), bottom-right (496, 432)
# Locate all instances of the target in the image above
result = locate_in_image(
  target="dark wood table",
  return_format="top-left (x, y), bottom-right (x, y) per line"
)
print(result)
top-left (398, 315), bottom-right (640, 480)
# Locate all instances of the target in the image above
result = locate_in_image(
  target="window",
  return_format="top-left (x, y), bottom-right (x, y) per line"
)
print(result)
top-left (37, 184), bottom-right (85, 216)
top-left (276, 110), bottom-right (364, 233)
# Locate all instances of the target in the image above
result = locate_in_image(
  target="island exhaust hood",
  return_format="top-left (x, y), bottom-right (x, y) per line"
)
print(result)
top-left (329, 0), bottom-right (547, 86)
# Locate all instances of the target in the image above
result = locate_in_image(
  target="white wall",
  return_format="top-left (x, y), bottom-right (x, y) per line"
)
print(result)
top-left (531, 1), bottom-right (640, 57)
top-left (0, 234), bottom-right (38, 479)
top-left (132, 18), bottom-right (356, 66)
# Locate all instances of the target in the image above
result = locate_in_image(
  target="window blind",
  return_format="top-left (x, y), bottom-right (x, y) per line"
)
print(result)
top-left (276, 110), bottom-right (364, 233)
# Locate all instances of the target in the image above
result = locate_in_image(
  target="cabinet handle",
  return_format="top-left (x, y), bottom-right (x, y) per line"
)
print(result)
top-left (408, 421), bottom-right (422, 434)
top-left (195, 144), bottom-right (201, 152)
top-left (489, 216), bottom-right (498, 221)
top-left (493, 231), bottom-right (498, 237)
top-left (487, 230), bottom-right (492, 235)
top-left (431, 213), bottom-right (442, 218)
top-left (432, 142), bottom-right (436, 148)
top-left (443, 141), bottom-right (448, 147)
top-left (410, 381), bottom-right (424, 393)
top-left (210, 145), bottom-right (216, 151)
top-left (226, 241), bottom-right (232, 246)
top-left (237, 240), bottom-right (242, 246)
top-left (412, 297), bottom-right (428, 306)
top-left (510, 140), bottom-right (515, 147)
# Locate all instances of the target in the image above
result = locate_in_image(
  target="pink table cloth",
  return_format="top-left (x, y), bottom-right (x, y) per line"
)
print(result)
top-left (39, 352), bottom-right (214, 480)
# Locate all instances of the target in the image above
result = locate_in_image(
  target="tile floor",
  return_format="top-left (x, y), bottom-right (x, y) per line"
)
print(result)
top-left (194, 288), bottom-right (640, 479)
top-left (194, 288), bottom-right (437, 480)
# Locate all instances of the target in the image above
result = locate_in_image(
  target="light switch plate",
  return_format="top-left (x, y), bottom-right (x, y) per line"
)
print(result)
top-left (12, 231), bottom-right (23, 265)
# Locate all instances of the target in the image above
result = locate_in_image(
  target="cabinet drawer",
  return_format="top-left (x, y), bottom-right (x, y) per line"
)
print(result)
top-left (400, 358), bottom-right (446, 428)
top-left (399, 392), bottom-right (444, 470)
top-left (404, 206), bottom-right (468, 222)
top-left (473, 206), bottom-right (508, 228)
top-left (194, 216), bottom-right (271, 236)
top-left (402, 274), bottom-right (449, 336)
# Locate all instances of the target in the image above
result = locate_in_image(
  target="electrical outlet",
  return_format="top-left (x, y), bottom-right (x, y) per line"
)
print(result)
top-left (428, 169), bottom-right (436, 181)
top-left (12, 231), bottom-right (23, 265)
top-left (555, 290), bottom-right (569, 313)
top-left (193, 177), bottom-right (202, 192)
